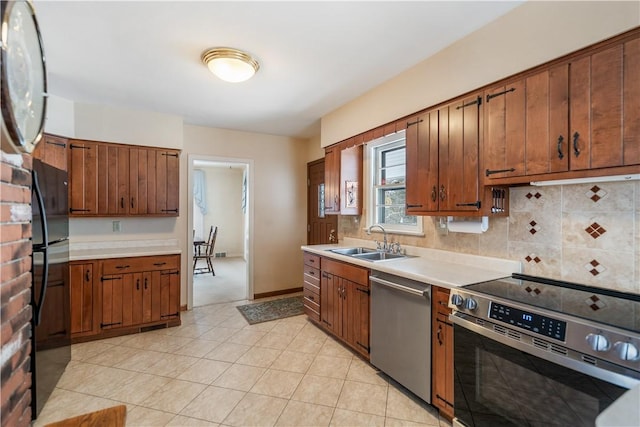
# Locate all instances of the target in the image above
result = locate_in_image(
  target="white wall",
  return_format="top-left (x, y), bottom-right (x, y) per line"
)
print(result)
top-left (184, 125), bottom-right (308, 296)
top-left (321, 1), bottom-right (640, 146)
top-left (198, 165), bottom-right (245, 257)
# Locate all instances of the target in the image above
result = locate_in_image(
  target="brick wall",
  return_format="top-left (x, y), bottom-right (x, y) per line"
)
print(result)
top-left (1, 150), bottom-right (33, 427)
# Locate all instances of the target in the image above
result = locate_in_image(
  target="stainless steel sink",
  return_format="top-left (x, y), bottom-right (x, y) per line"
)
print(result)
top-left (327, 247), bottom-right (409, 262)
top-left (329, 247), bottom-right (377, 256)
top-left (351, 251), bottom-right (408, 262)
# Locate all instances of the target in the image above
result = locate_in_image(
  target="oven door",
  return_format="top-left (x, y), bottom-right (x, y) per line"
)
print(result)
top-left (452, 314), bottom-right (637, 427)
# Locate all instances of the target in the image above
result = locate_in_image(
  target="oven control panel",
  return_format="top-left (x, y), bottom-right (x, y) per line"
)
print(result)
top-left (489, 302), bottom-right (567, 342)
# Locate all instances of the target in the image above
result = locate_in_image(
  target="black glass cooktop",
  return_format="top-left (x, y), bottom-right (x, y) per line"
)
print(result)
top-left (464, 274), bottom-right (640, 333)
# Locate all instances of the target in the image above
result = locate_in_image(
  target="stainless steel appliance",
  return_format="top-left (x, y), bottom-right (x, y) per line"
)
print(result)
top-left (449, 274), bottom-right (640, 427)
top-left (370, 272), bottom-right (431, 403)
top-left (31, 158), bottom-right (71, 419)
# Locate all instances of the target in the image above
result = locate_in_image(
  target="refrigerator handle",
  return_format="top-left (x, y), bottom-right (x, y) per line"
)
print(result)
top-left (32, 170), bottom-right (49, 326)
top-left (35, 249), bottom-right (49, 326)
top-left (32, 170), bottom-right (49, 249)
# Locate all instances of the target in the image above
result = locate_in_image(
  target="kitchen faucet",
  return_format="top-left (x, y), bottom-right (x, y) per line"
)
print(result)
top-left (367, 224), bottom-right (388, 252)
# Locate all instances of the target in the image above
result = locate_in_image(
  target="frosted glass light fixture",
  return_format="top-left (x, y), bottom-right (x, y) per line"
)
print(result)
top-left (201, 47), bottom-right (259, 83)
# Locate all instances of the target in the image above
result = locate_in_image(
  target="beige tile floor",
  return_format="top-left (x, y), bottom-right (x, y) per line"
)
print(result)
top-left (35, 298), bottom-right (452, 427)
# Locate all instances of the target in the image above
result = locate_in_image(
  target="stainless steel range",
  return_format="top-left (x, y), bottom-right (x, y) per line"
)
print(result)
top-left (449, 273), bottom-right (640, 427)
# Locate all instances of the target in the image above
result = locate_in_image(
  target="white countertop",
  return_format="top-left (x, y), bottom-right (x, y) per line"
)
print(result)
top-left (597, 383), bottom-right (640, 426)
top-left (302, 237), bottom-right (521, 289)
top-left (69, 239), bottom-right (181, 261)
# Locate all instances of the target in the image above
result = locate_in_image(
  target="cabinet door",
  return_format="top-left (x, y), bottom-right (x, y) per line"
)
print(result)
top-left (406, 111), bottom-right (439, 213)
top-left (570, 39), bottom-right (640, 170)
top-left (484, 65), bottom-right (569, 179)
top-left (320, 271), bottom-right (339, 333)
top-left (142, 272), bottom-right (154, 323)
top-left (324, 147), bottom-right (340, 215)
top-left (484, 80), bottom-right (525, 179)
top-left (70, 262), bottom-right (94, 335)
top-left (438, 95), bottom-right (482, 212)
top-left (131, 272), bottom-right (144, 325)
top-left (160, 270), bottom-right (180, 320)
top-left (149, 271), bottom-right (163, 322)
top-left (96, 143), bottom-right (129, 215)
top-left (343, 280), bottom-right (370, 357)
top-left (101, 274), bottom-right (124, 329)
top-left (155, 150), bottom-right (180, 215)
top-left (34, 134), bottom-right (68, 171)
top-left (69, 140), bottom-right (99, 215)
top-left (525, 65), bottom-right (569, 175)
top-left (129, 148), bottom-right (148, 215)
top-left (340, 145), bottom-right (363, 215)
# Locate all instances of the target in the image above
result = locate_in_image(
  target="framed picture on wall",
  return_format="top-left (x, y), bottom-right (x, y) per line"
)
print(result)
top-left (345, 181), bottom-right (358, 208)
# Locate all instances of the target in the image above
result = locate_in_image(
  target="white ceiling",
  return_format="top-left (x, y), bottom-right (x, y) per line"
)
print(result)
top-left (34, 1), bottom-right (523, 139)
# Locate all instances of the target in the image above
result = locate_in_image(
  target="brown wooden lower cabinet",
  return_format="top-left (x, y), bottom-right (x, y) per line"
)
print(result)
top-left (302, 252), bottom-right (370, 359)
top-left (432, 286), bottom-right (454, 420)
top-left (70, 254), bottom-right (181, 342)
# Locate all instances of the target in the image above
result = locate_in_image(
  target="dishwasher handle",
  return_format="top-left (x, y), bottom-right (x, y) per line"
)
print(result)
top-left (369, 275), bottom-right (430, 298)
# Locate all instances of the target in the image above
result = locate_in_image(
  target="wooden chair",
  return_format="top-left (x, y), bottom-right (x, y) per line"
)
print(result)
top-left (194, 226), bottom-right (217, 276)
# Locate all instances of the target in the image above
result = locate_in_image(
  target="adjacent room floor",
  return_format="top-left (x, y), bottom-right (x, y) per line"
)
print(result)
top-left (34, 297), bottom-right (451, 427)
top-left (193, 257), bottom-right (247, 306)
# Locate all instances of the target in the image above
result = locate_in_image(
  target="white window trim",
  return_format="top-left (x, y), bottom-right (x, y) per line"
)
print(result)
top-left (363, 131), bottom-right (424, 236)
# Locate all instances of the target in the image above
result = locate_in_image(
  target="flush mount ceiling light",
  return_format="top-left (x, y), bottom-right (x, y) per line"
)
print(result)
top-left (201, 47), bottom-right (259, 83)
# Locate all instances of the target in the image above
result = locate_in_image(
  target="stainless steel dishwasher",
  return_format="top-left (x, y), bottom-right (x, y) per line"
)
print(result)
top-left (370, 272), bottom-right (431, 403)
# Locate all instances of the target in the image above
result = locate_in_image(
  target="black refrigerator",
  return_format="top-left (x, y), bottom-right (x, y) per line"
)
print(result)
top-left (31, 158), bottom-right (71, 419)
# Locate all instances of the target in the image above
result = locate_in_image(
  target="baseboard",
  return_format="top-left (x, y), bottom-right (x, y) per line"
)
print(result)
top-left (180, 304), bottom-right (188, 311)
top-left (254, 287), bottom-right (303, 300)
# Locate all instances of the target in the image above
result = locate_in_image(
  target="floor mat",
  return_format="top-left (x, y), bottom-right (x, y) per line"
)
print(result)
top-left (236, 296), bottom-right (304, 324)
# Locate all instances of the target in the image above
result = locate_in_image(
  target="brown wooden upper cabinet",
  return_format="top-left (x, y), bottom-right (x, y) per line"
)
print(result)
top-left (484, 32), bottom-right (640, 183)
top-left (406, 93), bottom-right (494, 215)
top-left (34, 134), bottom-right (69, 171)
top-left (69, 139), bottom-right (180, 217)
top-left (324, 145), bottom-right (340, 215)
top-left (324, 142), bottom-right (363, 216)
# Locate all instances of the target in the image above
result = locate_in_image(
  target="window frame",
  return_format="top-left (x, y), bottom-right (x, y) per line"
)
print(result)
top-left (364, 131), bottom-right (423, 236)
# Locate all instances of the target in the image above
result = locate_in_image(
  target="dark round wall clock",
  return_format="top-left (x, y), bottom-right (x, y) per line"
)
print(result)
top-left (1, 0), bottom-right (47, 154)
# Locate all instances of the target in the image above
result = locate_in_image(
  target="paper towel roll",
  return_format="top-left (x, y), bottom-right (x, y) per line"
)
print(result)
top-left (446, 216), bottom-right (489, 234)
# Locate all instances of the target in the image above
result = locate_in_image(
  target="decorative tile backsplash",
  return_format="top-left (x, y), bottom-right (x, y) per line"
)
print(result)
top-left (339, 181), bottom-right (640, 294)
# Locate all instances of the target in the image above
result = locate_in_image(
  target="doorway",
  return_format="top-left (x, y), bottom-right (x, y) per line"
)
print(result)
top-left (307, 159), bottom-right (338, 244)
top-left (188, 156), bottom-right (253, 309)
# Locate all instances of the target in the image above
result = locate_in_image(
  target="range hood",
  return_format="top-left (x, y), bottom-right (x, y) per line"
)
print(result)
top-left (530, 174), bottom-right (640, 186)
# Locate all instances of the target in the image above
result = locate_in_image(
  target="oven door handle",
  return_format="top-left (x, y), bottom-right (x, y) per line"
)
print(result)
top-left (370, 276), bottom-right (429, 298)
top-left (450, 312), bottom-right (640, 390)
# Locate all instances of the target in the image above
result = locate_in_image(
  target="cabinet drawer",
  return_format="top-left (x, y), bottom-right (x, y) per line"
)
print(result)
top-left (434, 286), bottom-right (452, 316)
top-left (102, 255), bottom-right (180, 275)
top-left (303, 265), bottom-right (320, 287)
top-left (322, 258), bottom-right (369, 286)
top-left (304, 279), bottom-right (320, 296)
top-left (303, 297), bottom-right (320, 322)
top-left (303, 286), bottom-right (320, 305)
top-left (304, 252), bottom-right (321, 269)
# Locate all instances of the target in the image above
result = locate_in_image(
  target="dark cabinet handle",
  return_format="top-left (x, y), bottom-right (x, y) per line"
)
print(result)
top-left (439, 185), bottom-right (446, 201)
top-left (334, 195), bottom-right (339, 210)
top-left (153, 262), bottom-right (167, 267)
top-left (120, 197), bottom-right (125, 209)
top-left (322, 272), bottom-right (330, 279)
top-left (115, 265), bottom-right (130, 269)
top-left (456, 201), bottom-right (481, 209)
top-left (406, 204), bottom-right (423, 208)
top-left (437, 325), bottom-right (443, 345)
top-left (486, 168), bottom-right (516, 176)
top-left (131, 198), bottom-right (134, 209)
top-left (308, 271), bottom-right (315, 276)
top-left (136, 279), bottom-right (140, 290)
top-left (573, 132), bottom-right (580, 157)
top-left (557, 135), bottom-right (564, 159)
top-left (308, 295), bottom-right (315, 301)
top-left (431, 186), bottom-right (437, 202)
top-left (144, 278), bottom-right (148, 290)
top-left (85, 270), bottom-right (90, 282)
